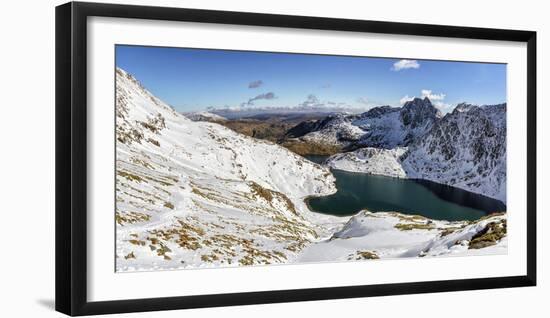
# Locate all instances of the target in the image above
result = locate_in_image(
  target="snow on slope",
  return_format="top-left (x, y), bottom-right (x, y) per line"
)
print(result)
top-left (184, 111), bottom-right (227, 122)
top-left (326, 103), bottom-right (507, 202)
top-left (327, 147), bottom-right (407, 178)
top-left (285, 113), bottom-right (365, 146)
top-left (299, 211), bottom-right (506, 262)
top-left (115, 68), bottom-right (505, 271)
top-left (402, 103), bottom-right (506, 202)
top-left (354, 98), bottom-right (441, 148)
top-left (115, 68), bottom-right (337, 271)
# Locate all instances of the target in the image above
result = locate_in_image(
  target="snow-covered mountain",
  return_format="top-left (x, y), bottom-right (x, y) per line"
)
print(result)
top-left (183, 111), bottom-right (227, 122)
top-left (286, 97), bottom-right (442, 149)
top-left (327, 103), bottom-right (507, 202)
top-left (402, 103), bottom-right (506, 201)
top-left (286, 113), bottom-right (365, 146)
top-left (115, 68), bottom-right (506, 271)
top-left (327, 147), bottom-right (408, 178)
top-left (115, 67), bottom-right (337, 271)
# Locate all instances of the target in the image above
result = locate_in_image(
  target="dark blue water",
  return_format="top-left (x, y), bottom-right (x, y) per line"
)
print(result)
top-left (305, 156), bottom-right (506, 221)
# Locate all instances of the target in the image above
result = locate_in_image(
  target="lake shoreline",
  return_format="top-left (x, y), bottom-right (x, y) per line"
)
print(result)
top-left (303, 155), bottom-right (505, 221)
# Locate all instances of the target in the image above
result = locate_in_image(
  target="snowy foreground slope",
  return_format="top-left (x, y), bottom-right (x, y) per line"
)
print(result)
top-left (115, 67), bottom-right (336, 271)
top-left (299, 211), bottom-right (506, 261)
top-left (327, 102), bottom-right (507, 202)
top-left (115, 68), bottom-right (506, 271)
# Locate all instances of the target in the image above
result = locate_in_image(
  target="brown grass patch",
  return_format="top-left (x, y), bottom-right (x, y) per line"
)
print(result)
top-left (116, 211), bottom-right (151, 225)
top-left (395, 223), bottom-right (435, 231)
top-left (280, 140), bottom-right (342, 156)
top-left (469, 219), bottom-right (507, 249)
top-left (349, 250), bottom-right (379, 260)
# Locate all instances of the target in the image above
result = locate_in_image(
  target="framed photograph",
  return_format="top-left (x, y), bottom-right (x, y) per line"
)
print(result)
top-left (55, 1), bottom-right (536, 316)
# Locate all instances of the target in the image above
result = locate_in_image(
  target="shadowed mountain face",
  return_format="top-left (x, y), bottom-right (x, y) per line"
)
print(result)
top-left (401, 103), bottom-right (506, 201)
top-left (400, 97), bottom-right (442, 129)
top-left (398, 97), bottom-right (442, 144)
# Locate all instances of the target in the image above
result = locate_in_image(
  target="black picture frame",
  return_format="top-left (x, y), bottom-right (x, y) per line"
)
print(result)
top-left (55, 1), bottom-right (537, 316)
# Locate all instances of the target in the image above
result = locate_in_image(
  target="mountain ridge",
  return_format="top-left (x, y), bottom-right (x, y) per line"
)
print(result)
top-left (285, 97), bottom-right (445, 149)
top-left (327, 101), bottom-right (507, 202)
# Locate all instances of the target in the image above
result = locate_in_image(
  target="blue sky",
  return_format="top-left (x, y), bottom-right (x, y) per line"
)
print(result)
top-left (115, 45), bottom-right (506, 113)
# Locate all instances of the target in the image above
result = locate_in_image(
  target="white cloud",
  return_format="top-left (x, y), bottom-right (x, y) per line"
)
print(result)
top-left (392, 59), bottom-right (420, 71)
top-left (434, 101), bottom-right (453, 113)
top-left (296, 94), bottom-right (355, 110)
top-left (421, 89), bottom-right (446, 101)
top-left (400, 95), bottom-right (415, 105)
top-left (356, 97), bottom-right (370, 105)
top-left (299, 94), bottom-right (323, 108)
top-left (400, 89), bottom-right (453, 113)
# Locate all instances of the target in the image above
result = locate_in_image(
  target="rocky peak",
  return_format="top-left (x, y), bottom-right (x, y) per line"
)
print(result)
top-left (359, 105), bottom-right (399, 119)
top-left (452, 102), bottom-right (477, 115)
top-left (399, 97), bottom-right (441, 129)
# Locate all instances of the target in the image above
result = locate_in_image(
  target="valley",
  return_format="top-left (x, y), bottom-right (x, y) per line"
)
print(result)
top-left (187, 111), bottom-right (345, 155)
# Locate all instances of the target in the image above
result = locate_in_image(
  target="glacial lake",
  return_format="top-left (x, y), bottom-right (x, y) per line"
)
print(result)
top-left (305, 156), bottom-right (506, 221)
